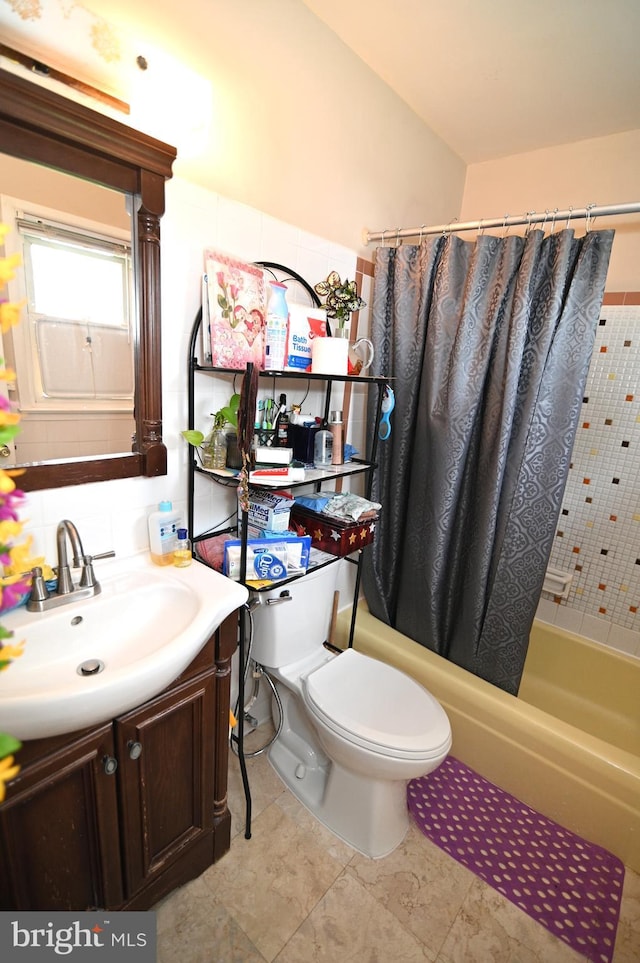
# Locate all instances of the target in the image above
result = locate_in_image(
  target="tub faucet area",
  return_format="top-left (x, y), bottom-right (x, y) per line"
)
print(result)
top-left (27, 519), bottom-right (115, 612)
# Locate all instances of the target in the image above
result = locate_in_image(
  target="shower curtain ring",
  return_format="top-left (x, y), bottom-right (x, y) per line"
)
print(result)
top-left (478, 218), bottom-right (484, 237)
top-left (525, 211), bottom-right (535, 236)
top-left (381, 229), bottom-right (387, 248)
top-left (395, 227), bottom-right (401, 247)
top-left (565, 206), bottom-right (574, 230)
top-left (585, 203), bottom-right (596, 233)
top-left (419, 223), bottom-right (426, 243)
top-left (540, 209), bottom-right (549, 235)
top-left (502, 214), bottom-right (510, 237)
top-left (550, 207), bottom-right (559, 233)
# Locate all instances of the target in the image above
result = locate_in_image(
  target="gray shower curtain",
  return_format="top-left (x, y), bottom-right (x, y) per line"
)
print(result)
top-left (362, 228), bottom-right (614, 694)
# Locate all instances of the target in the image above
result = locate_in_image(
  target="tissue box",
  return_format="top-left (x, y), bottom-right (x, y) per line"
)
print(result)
top-left (247, 489), bottom-right (294, 532)
top-left (290, 505), bottom-right (377, 557)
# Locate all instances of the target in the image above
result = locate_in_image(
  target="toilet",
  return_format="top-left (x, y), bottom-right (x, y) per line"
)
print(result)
top-left (249, 565), bottom-right (452, 858)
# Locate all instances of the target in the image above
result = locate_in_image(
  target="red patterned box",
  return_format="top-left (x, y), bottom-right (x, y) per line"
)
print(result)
top-left (290, 505), bottom-right (377, 557)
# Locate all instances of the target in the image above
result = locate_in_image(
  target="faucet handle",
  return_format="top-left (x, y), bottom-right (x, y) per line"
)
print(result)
top-left (27, 566), bottom-right (51, 607)
top-left (79, 550), bottom-right (115, 588)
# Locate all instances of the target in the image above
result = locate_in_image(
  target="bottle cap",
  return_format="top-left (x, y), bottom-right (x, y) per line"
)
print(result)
top-left (177, 528), bottom-right (187, 539)
top-left (159, 500), bottom-right (172, 511)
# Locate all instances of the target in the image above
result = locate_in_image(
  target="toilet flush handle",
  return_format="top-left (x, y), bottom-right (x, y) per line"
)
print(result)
top-left (266, 591), bottom-right (292, 606)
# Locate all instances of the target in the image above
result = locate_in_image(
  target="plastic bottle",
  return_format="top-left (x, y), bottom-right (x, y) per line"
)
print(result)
top-left (329, 410), bottom-right (343, 465)
top-left (275, 393), bottom-right (290, 447)
top-left (148, 500), bottom-right (182, 566)
top-left (173, 528), bottom-right (193, 567)
top-left (265, 281), bottom-right (289, 371)
top-left (314, 428), bottom-right (333, 467)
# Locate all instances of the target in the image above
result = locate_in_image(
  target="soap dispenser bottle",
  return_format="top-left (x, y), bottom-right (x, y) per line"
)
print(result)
top-left (148, 500), bottom-right (182, 566)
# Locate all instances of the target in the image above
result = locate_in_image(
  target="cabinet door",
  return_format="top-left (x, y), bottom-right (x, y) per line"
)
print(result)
top-left (0, 725), bottom-right (123, 910)
top-left (116, 671), bottom-right (215, 902)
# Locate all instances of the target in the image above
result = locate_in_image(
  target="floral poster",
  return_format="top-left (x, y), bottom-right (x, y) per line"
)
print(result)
top-left (205, 250), bottom-right (266, 369)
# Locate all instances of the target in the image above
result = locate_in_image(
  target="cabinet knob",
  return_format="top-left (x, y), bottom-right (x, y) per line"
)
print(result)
top-left (128, 740), bottom-right (143, 760)
top-left (102, 755), bottom-right (118, 775)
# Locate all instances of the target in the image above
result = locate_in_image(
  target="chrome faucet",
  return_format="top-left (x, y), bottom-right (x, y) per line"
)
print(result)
top-left (27, 519), bottom-right (115, 612)
top-left (56, 519), bottom-right (86, 595)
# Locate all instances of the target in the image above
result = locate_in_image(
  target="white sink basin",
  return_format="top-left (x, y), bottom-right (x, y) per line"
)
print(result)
top-left (0, 553), bottom-right (248, 740)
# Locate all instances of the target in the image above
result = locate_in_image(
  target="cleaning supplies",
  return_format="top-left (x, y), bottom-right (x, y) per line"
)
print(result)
top-left (148, 500), bottom-right (182, 566)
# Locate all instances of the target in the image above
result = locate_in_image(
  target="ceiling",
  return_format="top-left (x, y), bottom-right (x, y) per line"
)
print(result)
top-left (301, 0), bottom-right (640, 163)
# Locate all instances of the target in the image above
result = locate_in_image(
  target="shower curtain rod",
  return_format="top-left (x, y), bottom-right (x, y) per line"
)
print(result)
top-left (363, 201), bottom-right (640, 246)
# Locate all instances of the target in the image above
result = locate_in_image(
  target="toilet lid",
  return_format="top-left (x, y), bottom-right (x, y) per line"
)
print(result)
top-left (303, 648), bottom-right (451, 759)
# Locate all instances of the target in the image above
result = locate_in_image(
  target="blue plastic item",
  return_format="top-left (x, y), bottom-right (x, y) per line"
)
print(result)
top-left (378, 385), bottom-right (395, 440)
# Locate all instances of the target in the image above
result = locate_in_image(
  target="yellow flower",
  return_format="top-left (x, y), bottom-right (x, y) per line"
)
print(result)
top-left (0, 642), bottom-right (25, 667)
top-left (0, 519), bottom-right (22, 543)
top-left (0, 755), bottom-right (21, 802)
top-left (5, 537), bottom-right (54, 581)
top-left (0, 300), bottom-right (25, 333)
top-left (0, 470), bottom-right (16, 494)
top-left (0, 254), bottom-right (22, 287)
top-left (0, 366), bottom-right (16, 382)
top-left (0, 410), bottom-right (20, 427)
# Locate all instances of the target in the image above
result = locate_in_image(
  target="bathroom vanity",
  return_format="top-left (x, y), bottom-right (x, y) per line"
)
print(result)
top-left (0, 615), bottom-right (237, 911)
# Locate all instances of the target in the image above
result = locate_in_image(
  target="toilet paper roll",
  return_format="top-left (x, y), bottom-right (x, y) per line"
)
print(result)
top-left (311, 337), bottom-right (349, 376)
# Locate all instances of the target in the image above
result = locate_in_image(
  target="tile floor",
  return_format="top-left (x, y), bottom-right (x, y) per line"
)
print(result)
top-left (156, 728), bottom-right (640, 962)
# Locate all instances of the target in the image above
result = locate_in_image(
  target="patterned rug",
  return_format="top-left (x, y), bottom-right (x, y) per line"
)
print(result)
top-left (407, 757), bottom-right (625, 963)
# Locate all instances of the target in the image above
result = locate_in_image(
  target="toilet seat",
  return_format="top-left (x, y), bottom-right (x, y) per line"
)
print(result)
top-left (302, 648), bottom-right (451, 761)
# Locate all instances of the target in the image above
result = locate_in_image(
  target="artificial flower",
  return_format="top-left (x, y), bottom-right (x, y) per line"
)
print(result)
top-left (0, 254), bottom-right (22, 287)
top-left (0, 754), bottom-right (21, 802)
top-left (0, 641), bottom-right (25, 669)
top-left (0, 478), bottom-right (21, 506)
top-left (0, 300), bottom-right (26, 333)
top-left (4, 536), bottom-right (53, 581)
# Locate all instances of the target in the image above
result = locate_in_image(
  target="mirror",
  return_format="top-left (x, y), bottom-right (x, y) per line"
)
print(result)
top-left (1, 153), bottom-right (136, 466)
top-left (0, 67), bottom-right (176, 491)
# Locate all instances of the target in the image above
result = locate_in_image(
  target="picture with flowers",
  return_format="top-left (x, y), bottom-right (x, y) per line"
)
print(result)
top-left (205, 250), bottom-right (266, 370)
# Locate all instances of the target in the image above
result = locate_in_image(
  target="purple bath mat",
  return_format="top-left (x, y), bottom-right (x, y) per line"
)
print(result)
top-left (408, 756), bottom-right (625, 963)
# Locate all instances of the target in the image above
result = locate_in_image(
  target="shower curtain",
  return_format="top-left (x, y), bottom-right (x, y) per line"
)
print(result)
top-left (362, 228), bottom-right (614, 694)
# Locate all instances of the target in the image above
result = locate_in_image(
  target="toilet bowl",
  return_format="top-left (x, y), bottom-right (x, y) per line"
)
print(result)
top-left (249, 567), bottom-right (452, 858)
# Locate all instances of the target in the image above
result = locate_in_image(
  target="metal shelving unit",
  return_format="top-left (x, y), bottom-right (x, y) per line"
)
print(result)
top-left (185, 272), bottom-right (386, 841)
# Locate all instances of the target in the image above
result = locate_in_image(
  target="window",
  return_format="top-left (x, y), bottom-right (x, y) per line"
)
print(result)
top-left (1, 198), bottom-right (133, 411)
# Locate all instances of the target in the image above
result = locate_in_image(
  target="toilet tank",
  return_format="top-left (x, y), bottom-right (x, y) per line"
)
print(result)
top-left (249, 564), bottom-right (339, 668)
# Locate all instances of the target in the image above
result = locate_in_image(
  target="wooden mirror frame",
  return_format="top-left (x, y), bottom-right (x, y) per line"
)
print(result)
top-left (0, 68), bottom-right (176, 491)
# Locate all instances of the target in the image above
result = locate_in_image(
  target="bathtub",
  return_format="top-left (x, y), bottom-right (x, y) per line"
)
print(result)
top-left (336, 607), bottom-right (640, 872)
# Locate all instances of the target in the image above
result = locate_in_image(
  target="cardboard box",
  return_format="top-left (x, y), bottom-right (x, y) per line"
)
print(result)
top-left (290, 504), bottom-right (377, 557)
top-left (247, 489), bottom-right (294, 532)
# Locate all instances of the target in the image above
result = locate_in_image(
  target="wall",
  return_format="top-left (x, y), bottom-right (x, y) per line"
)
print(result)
top-left (41, 0), bottom-right (467, 256)
top-left (461, 132), bottom-right (640, 657)
top-left (13, 1), bottom-right (465, 614)
top-left (17, 178), bottom-right (372, 607)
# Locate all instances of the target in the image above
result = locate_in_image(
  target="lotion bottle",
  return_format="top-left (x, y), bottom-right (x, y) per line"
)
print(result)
top-left (329, 410), bottom-right (344, 465)
top-left (148, 500), bottom-right (182, 566)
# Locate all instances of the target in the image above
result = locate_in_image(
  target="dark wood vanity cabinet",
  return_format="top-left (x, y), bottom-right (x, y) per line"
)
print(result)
top-left (0, 616), bottom-right (238, 911)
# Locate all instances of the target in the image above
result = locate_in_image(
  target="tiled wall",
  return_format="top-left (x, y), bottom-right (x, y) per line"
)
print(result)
top-left (537, 293), bottom-right (640, 659)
